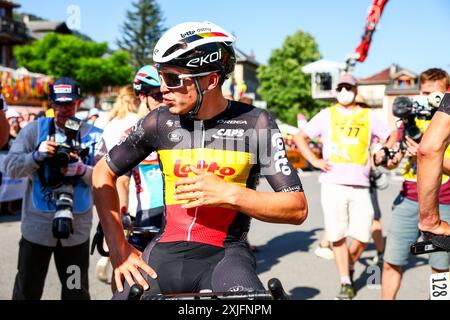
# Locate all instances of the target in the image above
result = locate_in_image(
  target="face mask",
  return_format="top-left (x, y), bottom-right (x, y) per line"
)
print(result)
top-left (337, 88), bottom-right (356, 106)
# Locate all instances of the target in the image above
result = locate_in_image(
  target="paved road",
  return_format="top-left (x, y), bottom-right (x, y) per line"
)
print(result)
top-left (0, 172), bottom-right (431, 300)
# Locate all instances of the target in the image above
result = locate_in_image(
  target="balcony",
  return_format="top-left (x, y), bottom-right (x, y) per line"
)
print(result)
top-left (0, 16), bottom-right (28, 43)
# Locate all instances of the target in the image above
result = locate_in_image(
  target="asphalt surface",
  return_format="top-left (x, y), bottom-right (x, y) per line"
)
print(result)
top-left (0, 171), bottom-right (432, 300)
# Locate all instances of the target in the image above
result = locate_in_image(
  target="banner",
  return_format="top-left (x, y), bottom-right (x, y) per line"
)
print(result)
top-left (0, 153), bottom-right (27, 202)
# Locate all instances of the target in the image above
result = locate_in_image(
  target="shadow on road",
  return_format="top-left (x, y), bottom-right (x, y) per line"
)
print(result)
top-left (0, 212), bottom-right (21, 224)
top-left (290, 286), bottom-right (321, 300)
top-left (354, 241), bottom-right (429, 292)
top-left (255, 229), bottom-right (321, 274)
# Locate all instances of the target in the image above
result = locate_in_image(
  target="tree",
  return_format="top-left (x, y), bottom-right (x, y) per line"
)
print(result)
top-left (14, 33), bottom-right (134, 94)
top-left (117, 0), bottom-right (165, 69)
top-left (257, 30), bottom-right (327, 126)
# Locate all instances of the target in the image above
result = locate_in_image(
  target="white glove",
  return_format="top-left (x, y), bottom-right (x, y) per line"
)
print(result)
top-left (33, 141), bottom-right (57, 163)
top-left (62, 158), bottom-right (87, 177)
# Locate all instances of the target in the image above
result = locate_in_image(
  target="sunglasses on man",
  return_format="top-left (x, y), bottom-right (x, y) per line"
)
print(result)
top-left (159, 71), bottom-right (218, 89)
top-left (336, 84), bottom-right (356, 92)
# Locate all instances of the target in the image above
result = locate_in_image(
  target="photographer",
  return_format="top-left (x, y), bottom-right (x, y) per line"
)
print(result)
top-left (1, 78), bottom-right (104, 300)
top-left (380, 68), bottom-right (450, 300)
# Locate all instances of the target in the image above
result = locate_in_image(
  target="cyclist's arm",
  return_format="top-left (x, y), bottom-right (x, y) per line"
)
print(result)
top-left (175, 166), bottom-right (307, 225)
top-left (228, 184), bottom-right (307, 225)
top-left (294, 130), bottom-right (321, 165)
top-left (93, 114), bottom-right (160, 291)
top-left (117, 174), bottom-right (131, 213)
top-left (418, 110), bottom-right (450, 236)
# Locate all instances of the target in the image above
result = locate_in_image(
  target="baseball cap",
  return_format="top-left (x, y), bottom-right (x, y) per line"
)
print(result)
top-left (49, 78), bottom-right (81, 103)
top-left (337, 73), bottom-right (357, 87)
top-left (5, 109), bottom-right (20, 119)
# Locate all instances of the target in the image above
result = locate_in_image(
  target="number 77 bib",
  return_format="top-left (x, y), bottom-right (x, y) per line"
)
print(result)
top-left (329, 105), bottom-right (370, 165)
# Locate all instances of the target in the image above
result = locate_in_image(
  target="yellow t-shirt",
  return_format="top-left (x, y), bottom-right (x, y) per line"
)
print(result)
top-left (329, 105), bottom-right (371, 165)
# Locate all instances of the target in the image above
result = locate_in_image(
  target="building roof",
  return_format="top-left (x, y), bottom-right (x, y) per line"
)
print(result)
top-left (0, 1), bottom-right (20, 9)
top-left (25, 20), bottom-right (72, 39)
top-left (235, 47), bottom-right (259, 67)
top-left (358, 67), bottom-right (391, 85)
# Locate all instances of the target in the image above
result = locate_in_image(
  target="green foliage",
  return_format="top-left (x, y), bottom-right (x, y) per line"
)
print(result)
top-left (257, 30), bottom-right (327, 126)
top-left (117, 0), bottom-right (165, 69)
top-left (14, 33), bottom-right (134, 94)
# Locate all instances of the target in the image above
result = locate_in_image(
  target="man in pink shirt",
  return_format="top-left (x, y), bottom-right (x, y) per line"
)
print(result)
top-left (294, 73), bottom-right (396, 299)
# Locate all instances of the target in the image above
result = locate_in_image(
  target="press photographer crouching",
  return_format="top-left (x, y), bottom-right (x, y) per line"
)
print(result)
top-left (1, 78), bottom-right (104, 300)
top-left (375, 68), bottom-right (450, 300)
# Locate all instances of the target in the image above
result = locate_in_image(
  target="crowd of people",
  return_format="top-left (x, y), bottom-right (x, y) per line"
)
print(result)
top-left (0, 21), bottom-right (449, 301)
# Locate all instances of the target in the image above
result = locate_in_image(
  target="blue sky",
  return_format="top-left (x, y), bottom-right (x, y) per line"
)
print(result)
top-left (16, 0), bottom-right (450, 77)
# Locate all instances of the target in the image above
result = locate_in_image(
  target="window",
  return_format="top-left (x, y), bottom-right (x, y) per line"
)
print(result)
top-left (317, 73), bottom-right (332, 91)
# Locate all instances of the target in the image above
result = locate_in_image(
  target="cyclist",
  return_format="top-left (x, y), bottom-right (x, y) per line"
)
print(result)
top-left (127, 64), bottom-right (165, 235)
top-left (93, 21), bottom-right (308, 298)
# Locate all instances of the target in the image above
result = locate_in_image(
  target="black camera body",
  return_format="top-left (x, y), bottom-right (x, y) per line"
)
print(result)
top-left (39, 117), bottom-right (90, 239)
top-left (392, 95), bottom-right (437, 151)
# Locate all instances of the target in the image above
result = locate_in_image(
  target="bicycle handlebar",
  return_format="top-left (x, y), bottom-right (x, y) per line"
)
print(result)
top-left (410, 233), bottom-right (450, 256)
top-left (128, 278), bottom-right (290, 301)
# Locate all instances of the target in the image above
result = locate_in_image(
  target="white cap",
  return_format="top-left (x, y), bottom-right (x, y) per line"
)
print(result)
top-left (88, 108), bottom-right (99, 118)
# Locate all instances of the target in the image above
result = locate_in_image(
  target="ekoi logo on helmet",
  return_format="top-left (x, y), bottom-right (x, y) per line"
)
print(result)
top-left (174, 160), bottom-right (236, 179)
top-left (186, 50), bottom-right (222, 68)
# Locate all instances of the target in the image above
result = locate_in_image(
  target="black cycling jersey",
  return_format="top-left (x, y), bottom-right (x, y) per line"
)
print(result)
top-left (107, 101), bottom-right (303, 248)
top-left (106, 102), bottom-right (303, 247)
top-left (438, 93), bottom-right (450, 115)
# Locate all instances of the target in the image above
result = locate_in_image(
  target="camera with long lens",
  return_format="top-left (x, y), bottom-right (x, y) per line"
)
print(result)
top-left (52, 184), bottom-right (75, 239)
top-left (39, 117), bottom-right (90, 239)
top-left (377, 92), bottom-right (444, 166)
top-left (392, 92), bottom-right (444, 150)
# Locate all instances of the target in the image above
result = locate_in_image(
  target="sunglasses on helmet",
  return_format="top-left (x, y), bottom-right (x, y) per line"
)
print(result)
top-left (159, 71), bottom-right (218, 89)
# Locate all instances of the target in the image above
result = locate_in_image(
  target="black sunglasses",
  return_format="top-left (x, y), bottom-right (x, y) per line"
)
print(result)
top-left (336, 84), bottom-right (355, 92)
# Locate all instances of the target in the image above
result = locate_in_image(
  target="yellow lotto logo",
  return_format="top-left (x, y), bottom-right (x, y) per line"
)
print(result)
top-left (329, 106), bottom-right (370, 165)
top-left (159, 149), bottom-right (254, 205)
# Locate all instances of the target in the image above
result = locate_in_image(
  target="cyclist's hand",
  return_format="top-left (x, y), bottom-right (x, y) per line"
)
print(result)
top-left (419, 220), bottom-right (450, 237)
top-left (405, 136), bottom-right (419, 157)
top-left (110, 242), bottom-right (157, 293)
top-left (311, 158), bottom-right (332, 172)
top-left (33, 140), bottom-right (58, 162)
top-left (174, 165), bottom-right (232, 209)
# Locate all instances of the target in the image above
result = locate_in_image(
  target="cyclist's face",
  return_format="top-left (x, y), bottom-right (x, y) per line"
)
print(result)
top-left (159, 66), bottom-right (208, 115)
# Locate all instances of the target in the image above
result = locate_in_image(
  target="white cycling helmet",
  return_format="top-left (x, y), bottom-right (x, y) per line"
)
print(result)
top-left (153, 21), bottom-right (236, 78)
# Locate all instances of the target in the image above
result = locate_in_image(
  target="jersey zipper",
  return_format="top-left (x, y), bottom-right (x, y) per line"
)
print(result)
top-left (187, 120), bottom-right (205, 241)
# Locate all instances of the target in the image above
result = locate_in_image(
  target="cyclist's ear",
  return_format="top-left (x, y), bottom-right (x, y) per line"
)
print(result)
top-left (205, 72), bottom-right (221, 92)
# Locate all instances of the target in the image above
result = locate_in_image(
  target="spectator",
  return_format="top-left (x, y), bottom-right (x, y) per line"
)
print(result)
top-left (380, 68), bottom-right (450, 300)
top-left (294, 73), bottom-right (396, 300)
top-left (86, 108), bottom-right (100, 125)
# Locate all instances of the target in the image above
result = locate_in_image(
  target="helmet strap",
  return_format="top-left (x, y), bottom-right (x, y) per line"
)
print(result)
top-left (187, 78), bottom-right (204, 120)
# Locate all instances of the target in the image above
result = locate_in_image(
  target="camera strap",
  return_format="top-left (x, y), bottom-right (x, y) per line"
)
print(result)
top-left (37, 118), bottom-right (57, 188)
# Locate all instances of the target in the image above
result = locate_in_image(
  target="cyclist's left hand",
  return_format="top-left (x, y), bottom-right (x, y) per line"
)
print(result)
top-left (174, 165), bottom-right (236, 209)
